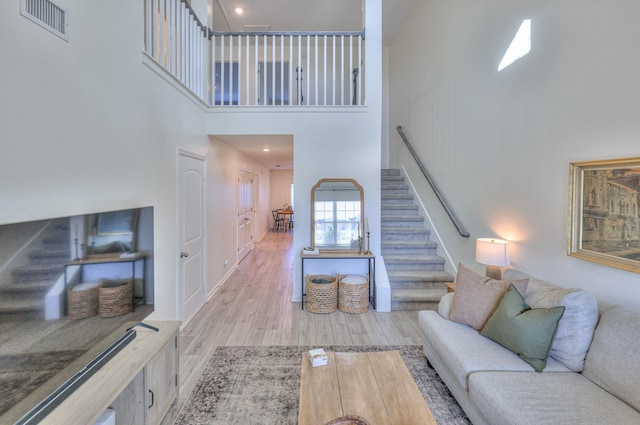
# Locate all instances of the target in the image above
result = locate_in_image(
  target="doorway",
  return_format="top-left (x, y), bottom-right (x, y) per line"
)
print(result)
top-left (177, 149), bottom-right (206, 324)
top-left (237, 170), bottom-right (254, 262)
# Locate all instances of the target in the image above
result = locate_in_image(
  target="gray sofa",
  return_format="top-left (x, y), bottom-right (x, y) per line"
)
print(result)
top-left (418, 268), bottom-right (640, 425)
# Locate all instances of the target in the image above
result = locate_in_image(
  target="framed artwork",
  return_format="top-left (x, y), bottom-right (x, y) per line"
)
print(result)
top-left (569, 157), bottom-right (640, 273)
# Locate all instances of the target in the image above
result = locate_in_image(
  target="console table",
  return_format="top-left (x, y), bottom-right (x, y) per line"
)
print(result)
top-left (301, 252), bottom-right (376, 310)
top-left (64, 253), bottom-right (147, 306)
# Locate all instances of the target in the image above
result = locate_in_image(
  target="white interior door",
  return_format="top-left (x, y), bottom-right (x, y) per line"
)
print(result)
top-left (178, 150), bottom-right (206, 324)
top-left (237, 170), bottom-right (254, 262)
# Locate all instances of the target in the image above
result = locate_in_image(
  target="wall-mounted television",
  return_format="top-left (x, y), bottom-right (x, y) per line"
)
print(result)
top-left (0, 206), bottom-right (155, 424)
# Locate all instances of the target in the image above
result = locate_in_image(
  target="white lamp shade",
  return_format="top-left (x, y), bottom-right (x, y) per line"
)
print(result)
top-left (475, 238), bottom-right (510, 266)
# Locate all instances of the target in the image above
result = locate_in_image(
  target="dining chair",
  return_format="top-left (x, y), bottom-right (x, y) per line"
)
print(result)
top-left (272, 209), bottom-right (284, 231)
top-left (286, 212), bottom-right (294, 230)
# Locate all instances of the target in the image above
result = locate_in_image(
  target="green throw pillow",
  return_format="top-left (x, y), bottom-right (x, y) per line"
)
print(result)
top-left (480, 284), bottom-right (565, 372)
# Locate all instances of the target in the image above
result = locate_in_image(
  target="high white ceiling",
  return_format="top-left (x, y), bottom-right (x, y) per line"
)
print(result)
top-left (208, 0), bottom-right (418, 170)
top-left (210, 0), bottom-right (417, 43)
top-left (211, 0), bottom-right (364, 33)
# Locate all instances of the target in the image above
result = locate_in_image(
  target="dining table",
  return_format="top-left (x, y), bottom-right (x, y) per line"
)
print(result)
top-left (276, 209), bottom-right (294, 231)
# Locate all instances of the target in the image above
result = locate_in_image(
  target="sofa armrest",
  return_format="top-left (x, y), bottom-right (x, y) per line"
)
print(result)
top-left (438, 292), bottom-right (454, 319)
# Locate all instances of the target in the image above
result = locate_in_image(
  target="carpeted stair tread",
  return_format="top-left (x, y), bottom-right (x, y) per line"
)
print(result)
top-left (387, 270), bottom-right (454, 282)
top-left (383, 254), bottom-right (446, 264)
top-left (381, 226), bottom-right (430, 235)
top-left (382, 194), bottom-right (414, 204)
top-left (382, 168), bottom-right (454, 311)
top-left (381, 215), bottom-right (425, 226)
top-left (12, 264), bottom-right (64, 281)
top-left (382, 214), bottom-right (425, 220)
top-left (391, 288), bottom-right (447, 302)
top-left (381, 240), bottom-right (437, 255)
top-left (0, 281), bottom-right (54, 293)
top-left (381, 204), bottom-right (419, 214)
top-left (0, 297), bottom-right (44, 314)
top-left (382, 184), bottom-right (409, 193)
top-left (380, 179), bottom-right (409, 190)
top-left (382, 239), bottom-right (438, 249)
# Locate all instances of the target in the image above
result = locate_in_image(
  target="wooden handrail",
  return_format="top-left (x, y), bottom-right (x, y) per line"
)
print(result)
top-left (396, 126), bottom-right (470, 238)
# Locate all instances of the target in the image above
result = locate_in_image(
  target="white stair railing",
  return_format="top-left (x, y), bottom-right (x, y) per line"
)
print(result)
top-left (142, 1), bottom-right (365, 107)
top-left (211, 31), bottom-right (364, 106)
top-left (143, 0), bottom-right (209, 101)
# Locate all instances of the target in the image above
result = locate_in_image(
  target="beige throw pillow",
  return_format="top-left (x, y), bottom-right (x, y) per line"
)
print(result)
top-left (449, 263), bottom-right (529, 330)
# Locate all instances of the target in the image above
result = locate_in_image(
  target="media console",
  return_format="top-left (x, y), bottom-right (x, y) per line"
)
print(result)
top-left (39, 321), bottom-right (180, 425)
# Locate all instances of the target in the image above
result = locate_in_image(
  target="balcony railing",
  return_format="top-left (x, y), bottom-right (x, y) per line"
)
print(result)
top-left (143, 0), bottom-right (365, 107)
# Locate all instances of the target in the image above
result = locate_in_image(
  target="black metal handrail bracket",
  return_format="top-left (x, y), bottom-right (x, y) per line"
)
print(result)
top-left (396, 126), bottom-right (470, 238)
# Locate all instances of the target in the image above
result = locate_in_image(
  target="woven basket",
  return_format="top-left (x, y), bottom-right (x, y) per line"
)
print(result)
top-left (99, 279), bottom-right (133, 318)
top-left (338, 274), bottom-right (369, 314)
top-left (68, 282), bottom-right (100, 320)
top-left (306, 274), bottom-right (338, 314)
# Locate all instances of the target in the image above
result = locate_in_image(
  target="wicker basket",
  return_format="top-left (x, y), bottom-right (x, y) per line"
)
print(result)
top-left (338, 274), bottom-right (369, 314)
top-left (306, 274), bottom-right (338, 314)
top-left (99, 279), bottom-right (133, 318)
top-left (68, 282), bottom-right (100, 320)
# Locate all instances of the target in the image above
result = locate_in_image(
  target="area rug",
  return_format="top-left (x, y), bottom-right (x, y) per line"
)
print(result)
top-left (0, 350), bottom-right (86, 416)
top-left (175, 345), bottom-right (470, 425)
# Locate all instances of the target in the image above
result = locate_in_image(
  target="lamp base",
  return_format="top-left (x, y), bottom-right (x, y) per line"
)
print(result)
top-left (485, 265), bottom-right (508, 280)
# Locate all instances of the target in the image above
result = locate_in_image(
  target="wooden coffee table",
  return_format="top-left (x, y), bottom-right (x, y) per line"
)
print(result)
top-left (298, 351), bottom-right (437, 425)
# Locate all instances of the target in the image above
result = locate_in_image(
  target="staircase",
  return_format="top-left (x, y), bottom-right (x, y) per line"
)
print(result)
top-left (381, 169), bottom-right (454, 311)
top-left (0, 219), bottom-right (70, 319)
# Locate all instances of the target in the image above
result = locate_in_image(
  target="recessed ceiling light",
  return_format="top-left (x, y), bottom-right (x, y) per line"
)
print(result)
top-left (235, 7), bottom-right (244, 15)
top-left (263, 148), bottom-right (270, 152)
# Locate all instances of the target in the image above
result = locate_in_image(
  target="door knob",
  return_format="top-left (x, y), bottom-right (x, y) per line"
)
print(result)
top-left (180, 252), bottom-right (189, 258)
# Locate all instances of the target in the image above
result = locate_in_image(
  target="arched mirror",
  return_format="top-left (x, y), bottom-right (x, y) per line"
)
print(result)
top-left (84, 208), bottom-right (140, 258)
top-left (311, 178), bottom-right (364, 252)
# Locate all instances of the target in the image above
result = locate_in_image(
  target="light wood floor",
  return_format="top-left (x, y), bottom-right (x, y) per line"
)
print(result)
top-left (176, 230), bottom-right (425, 412)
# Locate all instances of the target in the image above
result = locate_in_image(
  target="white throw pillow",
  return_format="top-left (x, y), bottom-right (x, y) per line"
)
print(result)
top-left (502, 269), bottom-right (599, 372)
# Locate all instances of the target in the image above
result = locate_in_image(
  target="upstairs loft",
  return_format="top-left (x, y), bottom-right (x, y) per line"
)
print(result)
top-left (144, 0), bottom-right (367, 109)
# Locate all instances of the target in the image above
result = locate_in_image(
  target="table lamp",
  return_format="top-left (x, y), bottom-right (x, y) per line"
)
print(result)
top-left (475, 238), bottom-right (510, 280)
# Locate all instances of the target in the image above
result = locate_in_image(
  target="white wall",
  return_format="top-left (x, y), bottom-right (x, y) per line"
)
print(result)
top-left (0, 0), bottom-right (214, 320)
top-left (0, 0), bottom-right (383, 320)
top-left (206, 108), bottom-right (382, 302)
top-left (206, 136), bottom-right (271, 296)
top-left (206, 0), bottom-right (383, 304)
top-left (270, 169), bottom-right (294, 222)
top-left (388, 0), bottom-right (640, 310)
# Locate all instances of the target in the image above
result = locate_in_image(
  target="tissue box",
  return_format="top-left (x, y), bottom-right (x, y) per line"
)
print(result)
top-left (309, 348), bottom-right (328, 367)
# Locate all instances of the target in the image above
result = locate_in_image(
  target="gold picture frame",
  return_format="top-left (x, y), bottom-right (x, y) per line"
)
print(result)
top-left (569, 157), bottom-right (640, 273)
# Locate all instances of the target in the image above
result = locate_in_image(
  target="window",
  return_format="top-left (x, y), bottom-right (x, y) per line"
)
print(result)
top-left (498, 19), bottom-right (531, 71)
top-left (314, 200), bottom-right (361, 246)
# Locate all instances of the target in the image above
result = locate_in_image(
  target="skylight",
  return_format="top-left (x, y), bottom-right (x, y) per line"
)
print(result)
top-left (498, 19), bottom-right (531, 71)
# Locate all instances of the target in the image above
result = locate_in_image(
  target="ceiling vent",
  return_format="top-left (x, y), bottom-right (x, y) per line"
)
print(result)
top-left (244, 25), bottom-right (272, 32)
top-left (20, 0), bottom-right (69, 41)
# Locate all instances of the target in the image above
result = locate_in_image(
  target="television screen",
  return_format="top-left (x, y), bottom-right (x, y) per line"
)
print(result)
top-left (0, 207), bottom-right (154, 423)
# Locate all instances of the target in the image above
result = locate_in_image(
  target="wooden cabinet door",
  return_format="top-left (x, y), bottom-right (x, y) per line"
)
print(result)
top-left (145, 335), bottom-right (178, 425)
top-left (111, 370), bottom-right (145, 425)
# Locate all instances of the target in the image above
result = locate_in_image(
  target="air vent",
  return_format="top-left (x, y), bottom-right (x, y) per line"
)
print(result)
top-left (244, 25), bottom-right (271, 32)
top-left (20, 0), bottom-right (69, 41)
